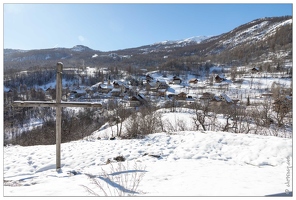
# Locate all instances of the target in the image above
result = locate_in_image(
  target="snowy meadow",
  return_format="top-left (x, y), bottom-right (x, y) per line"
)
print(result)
top-left (3, 111), bottom-right (293, 197)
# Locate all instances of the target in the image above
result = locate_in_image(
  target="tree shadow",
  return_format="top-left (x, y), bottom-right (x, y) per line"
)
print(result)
top-left (97, 169), bottom-right (148, 195)
top-left (98, 176), bottom-right (137, 194)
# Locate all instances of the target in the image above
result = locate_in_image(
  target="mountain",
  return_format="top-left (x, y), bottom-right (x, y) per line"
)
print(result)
top-left (70, 45), bottom-right (94, 52)
top-left (4, 16), bottom-right (292, 72)
top-left (153, 35), bottom-right (210, 46)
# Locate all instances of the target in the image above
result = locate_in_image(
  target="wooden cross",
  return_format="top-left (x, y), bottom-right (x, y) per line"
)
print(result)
top-left (12, 62), bottom-right (102, 170)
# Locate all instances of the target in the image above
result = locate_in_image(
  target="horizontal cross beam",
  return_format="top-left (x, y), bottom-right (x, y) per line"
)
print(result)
top-left (12, 101), bottom-right (102, 108)
top-left (12, 62), bottom-right (103, 170)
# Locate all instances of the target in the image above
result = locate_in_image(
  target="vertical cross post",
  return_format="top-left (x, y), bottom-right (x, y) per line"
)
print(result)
top-left (12, 62), bottom-right (102, 170)
top-left (56, 62), bottom-right (63, 170)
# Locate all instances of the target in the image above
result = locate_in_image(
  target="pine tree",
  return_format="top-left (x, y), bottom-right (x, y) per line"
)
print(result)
top-left (247, 95), bottom-right (250, 106)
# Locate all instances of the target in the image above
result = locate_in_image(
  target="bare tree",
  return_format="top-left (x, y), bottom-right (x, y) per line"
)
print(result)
top-left (252, 98), bottom-right (273, 128)
top-left (124, 113), bottom-right (141, 139)
top-left (271, 82), bottom-right (281, 99)
top-left (113, 101), bottom-right (131, 137)
top-left (272, 97), bottom-right (291, 127)
top-left (124, 107), bottom-right (163, 139)
top-left (139, 107), bottom-right (163, 136)
top-left (230, 65), bottom-right (238, 81)
top-left (190, 100), bottom-right (210, 131)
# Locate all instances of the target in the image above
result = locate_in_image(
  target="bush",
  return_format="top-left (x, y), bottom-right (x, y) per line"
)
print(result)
top-left (124, 108), bottom-right (163, 139)
top-left (82, 162), bottom-right (146, 196)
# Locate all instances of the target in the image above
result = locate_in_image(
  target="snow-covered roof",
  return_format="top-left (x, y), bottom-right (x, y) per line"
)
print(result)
top-left (189, 78), bottom-right (198, 82)
top-left (99, 84), bottom-right (113, 89)
top-left (111, 88), bottom-right (121, 92)
top-left (71, 89), bottom-right (86, 94)
top-left (158, 89), bottom-right (166, 93)
top-left (220, 93), bottom-right (233, 103)
top-left (156, 79), bottom-right (167, 83)
top-left (131, 94), bottom-right (147, 102)
top-left (216, 74), bottom-right (225, 79)
top-left (148, 82), bottom-right (157, 87)
top-left (138, 93), bottom-right (147, 101)
top-left (213, 95), bottom-right (221, 101)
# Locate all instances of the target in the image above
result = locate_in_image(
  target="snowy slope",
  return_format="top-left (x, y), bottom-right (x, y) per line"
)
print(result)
top-left (155, 35), bottom-right (210, 45)
top-left (222, 18), bottom-right (292, 48)
top-left (3, 111), bottom-right (292, 197)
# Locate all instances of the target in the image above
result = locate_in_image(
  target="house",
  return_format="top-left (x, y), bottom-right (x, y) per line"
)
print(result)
top-left (98, 83), bottom-right (113, 93)
top-left (46, 87), bottom-right (55, 94)
top-left (45, 87), bottom-right (55, 100)
top-left (188, 78), bottom-right (198, 84)
top-left (110, 87), bottom-right (122, 97)
top-left (129, 78), bottom-right (140, 86)
top-left (70, 89), bottom-right (86, 98)
top-left (113, 81), bottom-right (121, 88)
top-left (215, 75), bottom-right (225, 83)
top-left (156, 80), bottom-right (168, 90)
top-left (146, 74), bottom-right (154, 82)
top-left (172, 76), bottom-right (182, 84)
top-left (251, 67), bottom-right (260, 73)
top-left (199, 92), bottom-right (215, 105)
top-left (220, 93), bottom-right (233, 104)
top-left (129, 95), bottom-right (141, 107)
top-left (146, 82), bottom-right (158, 92)
top-left (157, 89), bottom-right (166, 97)
top-left (111, 81), bottom-right (129, 96)
top-left (168, 94), bottom-right (176, 98)
top-left (129, 93), bottom-right (148, 107)
top-left (199, 92), bottom-right (214, 100)
top-left (176, 92), bottom-right (187, 100)
top-left (146, 80), bottom-right (168, 92)
top-left (210, 95), bottom-right (222, 106)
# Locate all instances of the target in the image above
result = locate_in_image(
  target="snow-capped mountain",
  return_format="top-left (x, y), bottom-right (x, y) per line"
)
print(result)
top-left (3, 16), bottom-right (292, 71)
top-left (154, 35), bottom-right (210, 45)
top-left (213, 17), bottom-right (292, 52)
top-left (70, 45), bottom-right (93, 52)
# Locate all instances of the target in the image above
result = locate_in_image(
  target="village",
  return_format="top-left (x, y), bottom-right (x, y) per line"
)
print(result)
top-left (3, 62), bottom-right (292, 145)
top-left (44, 65), bottom-right (292, 112)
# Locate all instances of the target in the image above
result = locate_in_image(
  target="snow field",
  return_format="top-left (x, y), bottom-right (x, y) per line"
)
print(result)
top-left (4, 130), bottom-right (292, 196)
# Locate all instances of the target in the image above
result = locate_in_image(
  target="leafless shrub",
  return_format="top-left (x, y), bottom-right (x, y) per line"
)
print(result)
top-left (124, 107), bottom-right (163, 139)
top-left (82, 162), bottom-right (146, 196)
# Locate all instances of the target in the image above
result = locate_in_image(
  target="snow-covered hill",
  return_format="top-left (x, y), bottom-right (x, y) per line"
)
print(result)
top-left (70, 45), bottom-right (93, 52)
top-left (154, 35), bottom-right (210, 46)
top-left (220, 18), bottom-right (292, 49)
top-left (3, 112), bottom-right (292, 196)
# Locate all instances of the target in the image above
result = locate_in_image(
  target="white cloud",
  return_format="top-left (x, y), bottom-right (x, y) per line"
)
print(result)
top-left (78, 35), bottom-right (85, 42)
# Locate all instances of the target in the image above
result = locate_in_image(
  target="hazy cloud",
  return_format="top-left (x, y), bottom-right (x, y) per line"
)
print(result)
top-left (78, 35), bottom-right (85, 42)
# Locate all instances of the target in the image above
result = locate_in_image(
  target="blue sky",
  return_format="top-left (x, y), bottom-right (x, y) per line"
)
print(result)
top-left (3, 3), bottom-right (293, 51)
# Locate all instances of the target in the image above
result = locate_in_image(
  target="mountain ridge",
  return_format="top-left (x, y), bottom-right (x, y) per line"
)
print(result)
top-left (4, 15), bottom-right (292, 71)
